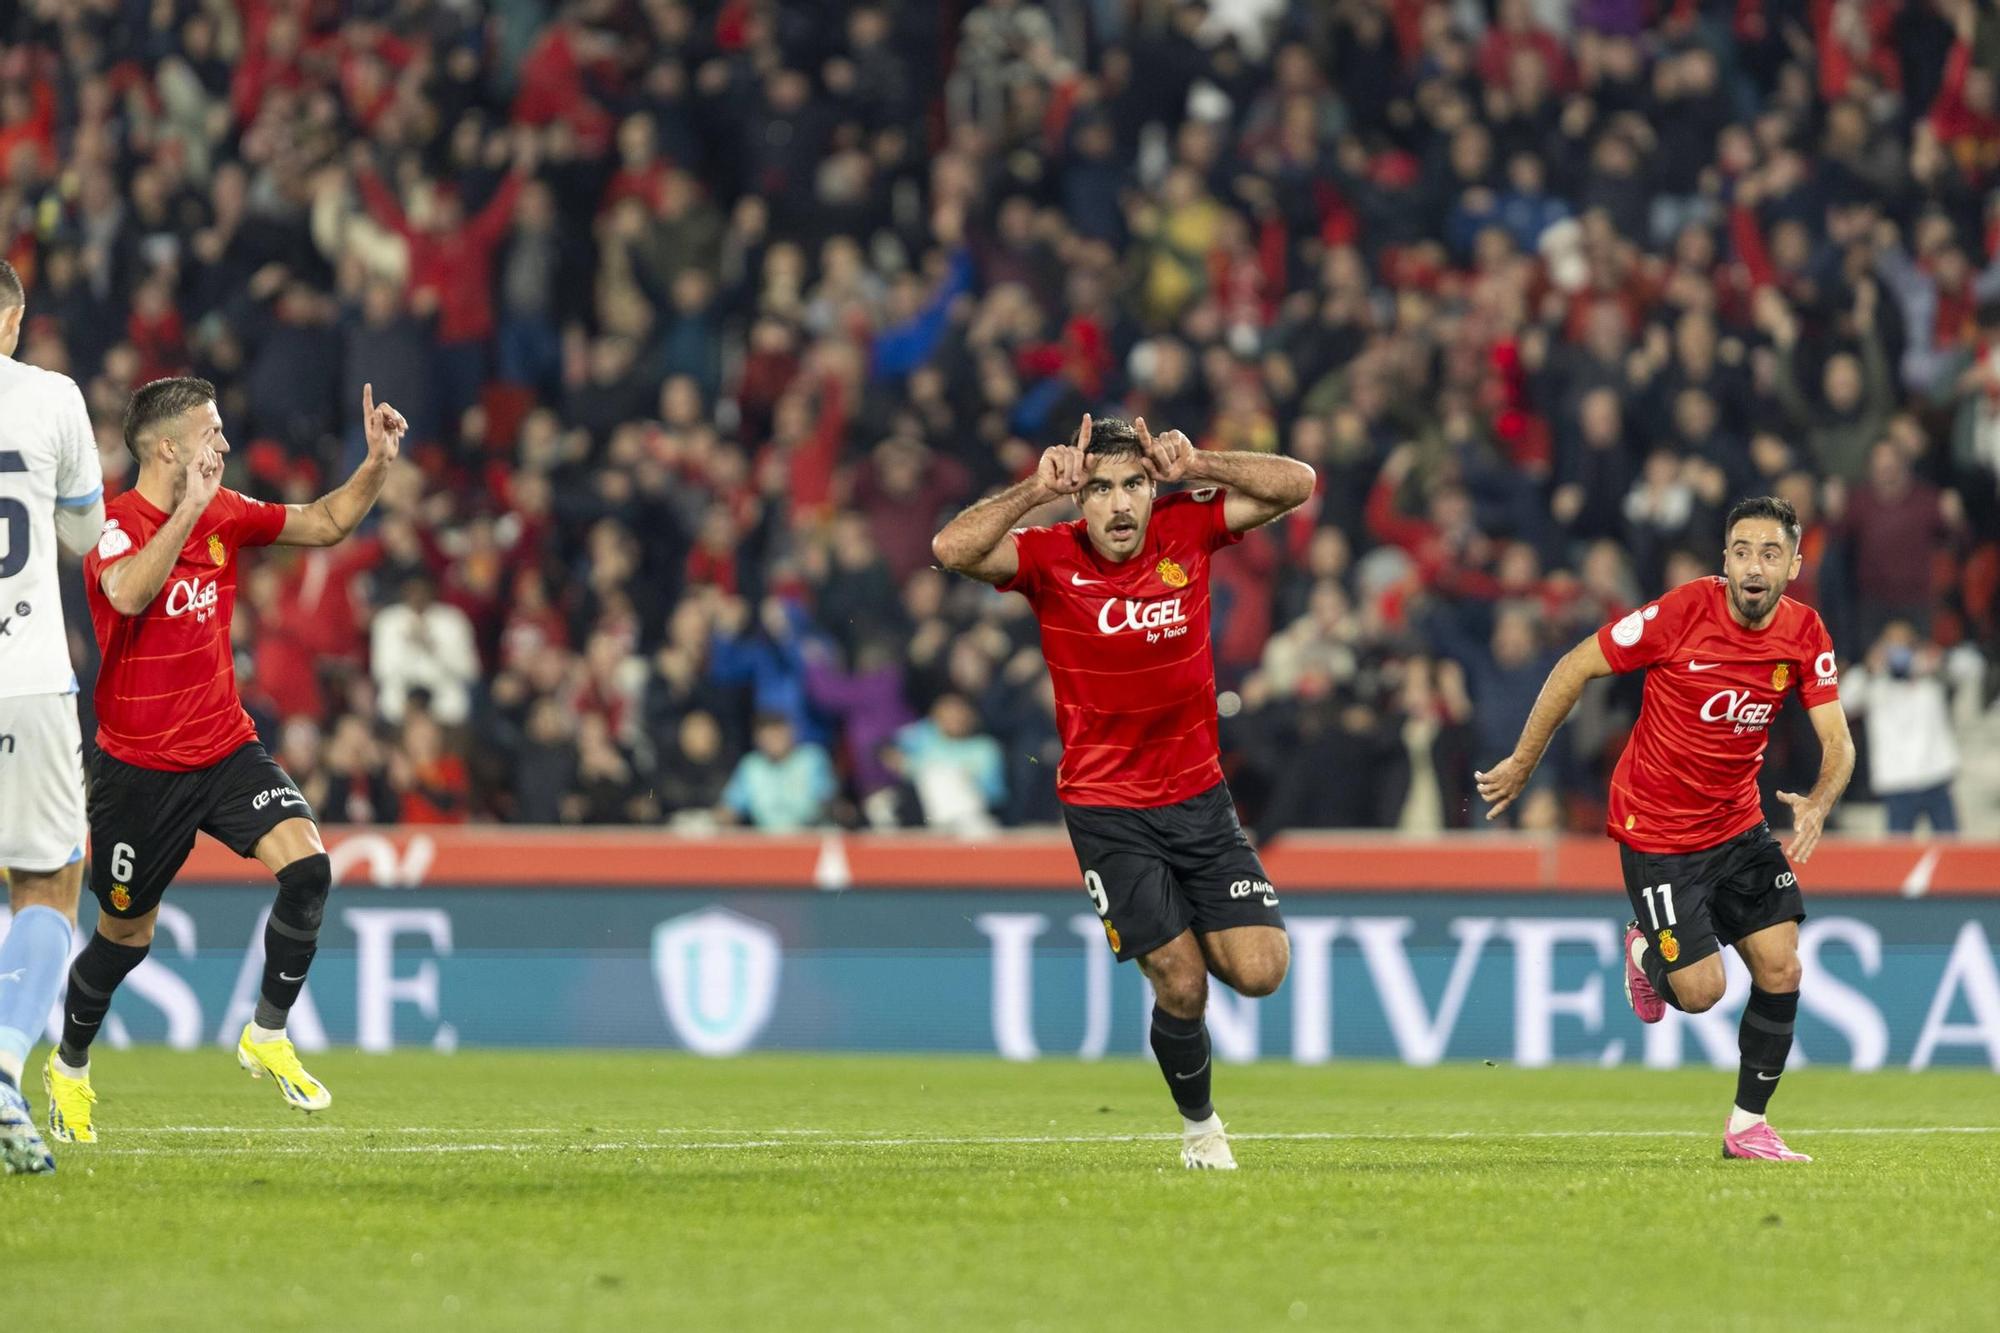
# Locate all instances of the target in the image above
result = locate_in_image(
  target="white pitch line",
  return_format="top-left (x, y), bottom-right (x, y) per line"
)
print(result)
top-left (76, 1125), bottom-right (2000, 1158)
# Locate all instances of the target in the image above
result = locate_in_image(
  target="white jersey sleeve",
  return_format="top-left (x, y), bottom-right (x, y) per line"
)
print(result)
top-left (0, 356), bottom-right (102, 699)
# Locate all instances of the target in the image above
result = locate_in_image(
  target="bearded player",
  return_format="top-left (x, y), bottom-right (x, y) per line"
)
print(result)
top-left (1477, 496), bottom-right (1854, 1162)
top-left (933, 415), bottom-right (1314, 1169)
top-left (41, 377), bottom-right (406, 1145)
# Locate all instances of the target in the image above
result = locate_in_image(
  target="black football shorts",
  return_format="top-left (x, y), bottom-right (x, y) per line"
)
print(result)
top-left (88, 741), bottom-right (316, 919)
top-left (1062, 781), bottom-right (1283, 962)
top-left (1618, 821), bottom-right (1805, 972)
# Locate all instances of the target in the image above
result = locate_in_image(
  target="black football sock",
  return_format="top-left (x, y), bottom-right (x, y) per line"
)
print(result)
top-left (1639, 941), bottom-right (1688, 1012)
top-left (256, 854), bottom-right (331, 1031)
top-left (1150, 1005), bottom-right (1214, 1123)
top-left (59, 934), bottom-right (151, 1066)
top-left (1735, 987), bottom-right (1798, 1115)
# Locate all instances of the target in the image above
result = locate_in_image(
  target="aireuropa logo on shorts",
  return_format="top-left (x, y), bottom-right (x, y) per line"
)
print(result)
top-left (253, 786), bottom-right (307, 812)
top-left (1230, 878), bottom-right (1279, 907)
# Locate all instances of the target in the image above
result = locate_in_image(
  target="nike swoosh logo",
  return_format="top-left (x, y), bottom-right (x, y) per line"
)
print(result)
top-left (278, 972), bottom-right (307, 983)
top-left (1070, 572), bottom-right (1103, 586)
top-left (1755, 1071), bottom-right (1780, 1081)
top-left (278, 797), bottom-right (308, 809)
top-left (1688, 661), bottom-right (1722, 672)
top-left (1172, 1058), bottom-right (1210, 1081)
top-left (68, 1016), bottom-right (100, 1027)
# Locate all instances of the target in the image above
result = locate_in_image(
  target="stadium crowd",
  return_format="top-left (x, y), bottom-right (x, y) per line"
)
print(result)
top-left (6, 0), bottom-right (1998, 834)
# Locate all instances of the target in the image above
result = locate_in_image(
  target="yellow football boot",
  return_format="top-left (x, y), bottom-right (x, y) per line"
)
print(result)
top-left (236, 1025), bottom-right (332, 1113)
top-left (42, 1052), bottom-right (97, 1144)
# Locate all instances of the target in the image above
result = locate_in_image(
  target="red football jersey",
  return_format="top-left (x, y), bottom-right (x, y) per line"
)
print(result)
top-left (1597, 576), bottom-right (1839, 854)
top-left (84, 487), bottom-right (287, 771)
top-left (1000, 489), bottom-right (1242, 807)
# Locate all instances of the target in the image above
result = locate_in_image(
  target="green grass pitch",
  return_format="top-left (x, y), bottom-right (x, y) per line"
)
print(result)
top-left (7, 1051), bottom-right (1996, 1331)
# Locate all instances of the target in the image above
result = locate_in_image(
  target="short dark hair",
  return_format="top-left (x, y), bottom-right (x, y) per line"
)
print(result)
top-left (122, 376), bottom-right (217, 463)
top-left (1072, 415), bottom-right (1143, 457)
top-left (1724, 495), bottom-right (1802, 549)
top-left (0, 259), bottom-right (22, 309)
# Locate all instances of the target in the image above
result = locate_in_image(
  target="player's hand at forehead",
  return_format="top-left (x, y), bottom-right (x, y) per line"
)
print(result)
top-left (1037, 413), bottom-right (1090, 496)
top-left (1135, 416), bottom-right (1194, 483)
top-left (362, 382), bottom-right (409, 464)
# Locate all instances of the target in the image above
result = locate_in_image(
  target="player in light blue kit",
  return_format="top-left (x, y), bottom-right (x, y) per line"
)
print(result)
top-left (0, 259), bottom-right (107, 1174)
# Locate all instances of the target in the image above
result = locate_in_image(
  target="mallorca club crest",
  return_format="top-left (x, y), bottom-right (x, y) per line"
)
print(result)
top-left (207, 534), bottom-right (227, 567)
top-left (1103, 920), bottom-right (1121, 953)
top-left (1770, 663), bottom-right (1790, 691)
top-left (1156, 557), bottom-right (1188, 589)
top-left (1658, 929), bottom-right (1680, 963)
top-left (109, 885), bottom-right (131, 911)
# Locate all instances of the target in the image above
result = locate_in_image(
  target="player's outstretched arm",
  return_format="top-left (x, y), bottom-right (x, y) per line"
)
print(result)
top-left (1777, 701), bottom-right (1856, 864)
top-left (932, 417), bottom-right (1089, 586)
top-left (277, 383), bottom-right (408, 547)
top-left (102, 446), bottom-right (223, 615)
top-left (1475, 633), bottom-right (1615, 819)
top-left (1133, 418), bottom-right (1316, 532)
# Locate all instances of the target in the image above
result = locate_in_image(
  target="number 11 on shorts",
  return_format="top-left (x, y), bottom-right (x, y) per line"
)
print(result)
top-left (1642, 882), bottom-right (1676, 930)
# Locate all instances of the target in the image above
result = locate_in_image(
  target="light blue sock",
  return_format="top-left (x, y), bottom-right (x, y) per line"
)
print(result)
top-left (0, 905), bottom-right (74, 1084)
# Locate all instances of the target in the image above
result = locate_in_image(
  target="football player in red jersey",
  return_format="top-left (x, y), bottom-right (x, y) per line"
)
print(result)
top-left (41, 377), bottom-right (406, 1145)
top-left (933, 415), bottom-right (1315, 1169)
top-left (1478, 496), bottom-right (1855, 1162)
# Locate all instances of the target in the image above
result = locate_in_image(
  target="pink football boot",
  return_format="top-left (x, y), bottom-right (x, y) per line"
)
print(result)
top-left (1723, 1121), bottom-right (1812, 1162)
top-left (1622, 921), bottom-right (1666, 1024)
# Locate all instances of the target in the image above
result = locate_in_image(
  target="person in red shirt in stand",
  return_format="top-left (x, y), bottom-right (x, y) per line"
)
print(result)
top-left (40, 377), bottom-right (407, 1147)
top-left (353, 134), bottom-right (535, 426)
top-left (1477, 497), bottom-right (1855, 1164)
top-left (932, 415), bottom-right (1315, 1170)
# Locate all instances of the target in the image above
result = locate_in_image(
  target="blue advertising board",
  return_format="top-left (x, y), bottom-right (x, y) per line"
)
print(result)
top-left (3, 888), bottom-right (1996, 1068)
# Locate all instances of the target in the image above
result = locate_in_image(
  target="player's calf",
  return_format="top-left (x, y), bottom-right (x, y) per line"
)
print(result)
top-left (1137, 935), bottom-right (1233, 1165)
top-left (0, 868), bottom-right (77, 1092)
top-left (255, 852), bottom-right (330, 1037)
top-left (58, 931), bottom-right (152, 1076)
top-left (238, 852), bottom-right (334, 1113)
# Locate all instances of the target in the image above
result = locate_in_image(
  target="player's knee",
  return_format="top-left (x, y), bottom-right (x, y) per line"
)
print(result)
top-left (1151, 967), bottom-right (1209, 1019)
top-left (1229, 939), bottom-right (1290, 997)
top-left (1756, 956), bottom-right (1803, 993)
top-left (97, 912), bottom-right (156, 948)
top-left (273, 852), bottom-right (332, 933)
top-left (1674, 973), bottom-right (1727, 1013)
top-left (6, 866), bottom-right (82, 921)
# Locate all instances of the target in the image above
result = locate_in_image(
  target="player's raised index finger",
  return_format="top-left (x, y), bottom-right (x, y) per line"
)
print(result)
top-left (1133, 415), bottom-right (1153, 448)
top-left (1077, 413), bottom-right (1092, 451)
top-left (363, 382), bottom-right (376, 418)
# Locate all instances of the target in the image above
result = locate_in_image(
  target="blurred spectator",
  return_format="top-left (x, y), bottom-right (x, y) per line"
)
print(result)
top-left (720, 715), bottom-right (836, 831)
top-left (896, 694), bottom-right (1007, 834)
top-left (391, 711), bottom-right (472, 825)
top-left (1828, 440), bottom-right (1967, 647)
top-left (317, 715), bottom-right (401, 826)
top-left (371, 574), bottom-right (480, 726)
top-left (1842, 620), bottom-right (1980, 833)
top-left (657, 711), bottom-right (734, 822)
